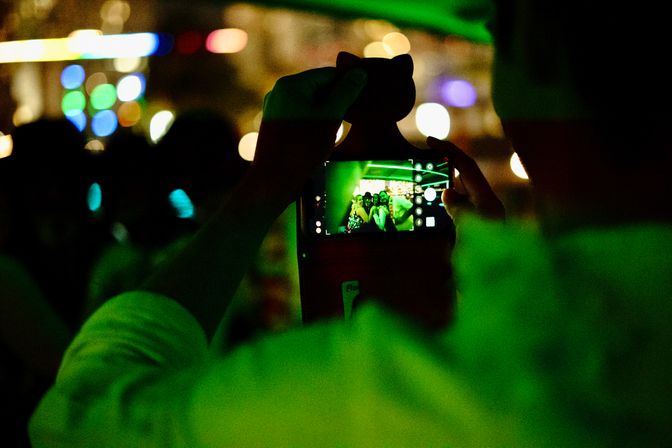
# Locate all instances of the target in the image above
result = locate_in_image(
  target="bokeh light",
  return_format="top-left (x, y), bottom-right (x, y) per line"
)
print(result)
top-left (169, 189), bottom-right (195, 219)
top-left (100, 0), bottom-right (131, 24)
top-left (363, 19), bottom-right (398, 40)
top-left (149, 110), bottom-right (175, 143)
top-left (12, 106), bottom-right (35, 127)
top-left (85, 72), bottom-right (108, 95)
top-left (0, 39), bottom-right (47, 63)
top-left (205, 28), bottom-right (248, 54)
top-left (382, 32), bottom-right (411, 56)
top-left (61, 90), bottom-right (86, 116)
top-left (0, 133), bottom-right (13, 159)
top-left (85, 139), bottom-right (105, 152)
top-left (113, 56), bottom-right (142, 72)
top-left (66, 111), bottom-right (87, 132)
top-left (415, 103), bottom-right (451, 139)
top-left (73, 32), bottom-right (159, 59)
top-left (87, 182), bottom-right (103, 212)
top-left (117, 101), bottom-right (142, 127)
top-left (363, 41), bottom-right (391, 58)
top-left (90, 84), bottom-right (117, 110)
top-left (68, 29), bottom-right (103, 40)
top-left (116, 73), bottom-right (145, 101)
top-left (0, 31), bottom-right (160, 63)
top-left (335, 122), bottom-right (345, 143)
top-left (91, 110), bottom-right (118, 137)
top-left (67, 29), bottom-right (103, 54)
top-left (510, 152), bottom-right (529, 180)
top-left (111, 222), bottom-right (129, 243)
top-left (60, 64), bottom-right (86, 89)
top-left (441, 79), bottom-right (477, 108)
top-left (238, 132), bottom-right (258, 161)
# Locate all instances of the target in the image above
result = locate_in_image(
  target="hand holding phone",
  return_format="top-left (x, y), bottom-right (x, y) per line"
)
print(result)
top-left (427, 137), bottom-right (505, 221)
top-left (296, 52), bottom-right (457, 329)
top-left (253, 67), bottom-right (367, 205)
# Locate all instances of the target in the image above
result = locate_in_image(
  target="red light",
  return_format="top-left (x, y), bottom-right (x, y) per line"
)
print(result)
top-left (176, 31), bottom-right (203, 54)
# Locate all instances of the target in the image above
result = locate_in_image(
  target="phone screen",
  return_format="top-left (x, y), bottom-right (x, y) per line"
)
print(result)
top-left (302, 158), bottom-right (454, 237)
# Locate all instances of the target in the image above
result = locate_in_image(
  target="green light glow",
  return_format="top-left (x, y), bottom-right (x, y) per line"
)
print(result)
top-left (367, 163), bottom-right (415, 171)
top-left (61, 91), bottom-right (86, 116)
top-left (366, 163), bottom-right (450, 178)
top-left (249, 0), bottom-right (492, 43)
top-left (420, 180), bottom-right (449, 188)
top-left (90, 84), bottom-right (117, 110)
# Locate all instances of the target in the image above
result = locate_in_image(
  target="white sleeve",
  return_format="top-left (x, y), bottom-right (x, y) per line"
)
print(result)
top-left (29, 294), bottom-right (495, 448)
top-left (29, 291), bottom-right (209, 448)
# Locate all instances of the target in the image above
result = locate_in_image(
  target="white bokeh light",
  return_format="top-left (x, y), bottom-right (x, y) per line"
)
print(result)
top-left (415, 103), bottom-right (450, 139)
top-left (238, 132), bottom-right (259, 161)
top-left (149, 110), bottom-right (175, 143)
top-left (0, 133), bottom-right (13, 159)
top-left (510, 152), bottom-right (529, 180)
top-left (116, 74), bottom-right (145, 101)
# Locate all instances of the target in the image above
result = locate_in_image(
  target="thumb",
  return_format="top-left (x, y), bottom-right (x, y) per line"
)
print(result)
top-left (442, 188), bottom-right (474, 221)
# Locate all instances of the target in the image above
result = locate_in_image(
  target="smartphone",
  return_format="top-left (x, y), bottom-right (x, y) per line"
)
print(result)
top-left (297, 151), bottom-right (457, 328)
top-left (301, 157), bottom-right (454, 238)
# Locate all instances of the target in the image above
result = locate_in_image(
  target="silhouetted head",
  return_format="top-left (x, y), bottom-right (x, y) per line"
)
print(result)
top-left (490, 0), bottom-right (670, 168)
top-left (157, 109), bottom-right (250, 219)
top-left (6, 118), bottom-right (95, 248)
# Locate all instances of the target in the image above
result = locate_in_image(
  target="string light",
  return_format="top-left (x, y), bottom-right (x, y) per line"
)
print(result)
top-left (0, 33), bottom-right (161, 63)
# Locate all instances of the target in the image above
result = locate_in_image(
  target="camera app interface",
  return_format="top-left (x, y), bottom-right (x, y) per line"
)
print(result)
top-left (308, 159), bottom-right (453, 236)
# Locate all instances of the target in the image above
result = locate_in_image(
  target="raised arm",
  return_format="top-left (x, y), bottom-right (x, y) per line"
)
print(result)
top-left (140, 68), bottom-right (367, 339)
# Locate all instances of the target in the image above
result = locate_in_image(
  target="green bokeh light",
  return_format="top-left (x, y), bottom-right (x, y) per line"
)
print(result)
top-left (90, 84), bottom-right (117, 110)
top-left (61, 90), bottom-right (86, 116)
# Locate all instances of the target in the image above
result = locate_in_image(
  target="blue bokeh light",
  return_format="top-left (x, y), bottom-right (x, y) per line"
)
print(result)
top-left (66, 111), bottom-right (87, 132)
top-left (91, 110), bottom-right (118, 137)
top-left (60, 64), bottom-right (86, 89)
